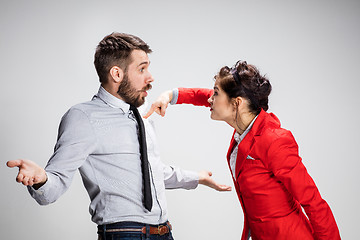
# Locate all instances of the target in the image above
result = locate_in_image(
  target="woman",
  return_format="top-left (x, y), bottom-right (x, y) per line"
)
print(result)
top-left (145, 60), bottom-right (341, 240)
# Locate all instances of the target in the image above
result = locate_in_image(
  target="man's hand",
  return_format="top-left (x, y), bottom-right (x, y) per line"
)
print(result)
top-left (6, 159), bottom-right (47, 188)
top-left (198, 170), bottom-right (232, 192)
top-left (143, 90), bottom-right (173, 118)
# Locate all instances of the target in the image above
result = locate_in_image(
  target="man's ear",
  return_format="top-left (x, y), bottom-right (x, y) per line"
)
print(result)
top-left (109, 66), bottom-right (124, 83)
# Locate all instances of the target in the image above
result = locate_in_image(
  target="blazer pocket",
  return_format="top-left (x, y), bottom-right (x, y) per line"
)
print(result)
top-left (246, 155), bottom-right (255, 160)
top-left (244, 157), bottom-right (263, 166)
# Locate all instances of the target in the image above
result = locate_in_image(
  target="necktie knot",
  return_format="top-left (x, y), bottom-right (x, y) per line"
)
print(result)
top-left (129, 104), bottom-right (137, 111)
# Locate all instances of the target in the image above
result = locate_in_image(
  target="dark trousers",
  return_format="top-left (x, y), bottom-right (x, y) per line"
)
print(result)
top-left (97, 221), bottom-right (174, 240)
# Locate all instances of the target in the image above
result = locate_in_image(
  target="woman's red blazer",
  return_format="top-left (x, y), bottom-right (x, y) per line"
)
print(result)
top-left (176, 88), bottom-right (340, 240)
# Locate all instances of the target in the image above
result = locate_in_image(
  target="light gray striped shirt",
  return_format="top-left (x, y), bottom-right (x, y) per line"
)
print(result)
top-left (229, 115), bottom-right (258, 179)
top-left (28, 86), bottom-right (199, 225)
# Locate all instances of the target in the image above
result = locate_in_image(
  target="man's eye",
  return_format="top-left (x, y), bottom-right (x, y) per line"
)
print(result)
top-left (140, 68), bottom-right (145, 73)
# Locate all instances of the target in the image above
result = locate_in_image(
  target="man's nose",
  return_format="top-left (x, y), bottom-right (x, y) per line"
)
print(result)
top-left (146, 72), bottom-right (154, 83)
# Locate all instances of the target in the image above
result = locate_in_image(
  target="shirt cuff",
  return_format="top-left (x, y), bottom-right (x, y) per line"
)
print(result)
top-left (170, 88), bottom-right (179, 105)
top-left (182, 170), bottom-right (199, 190)
top-left (27, 174), bottom-right (53, 205)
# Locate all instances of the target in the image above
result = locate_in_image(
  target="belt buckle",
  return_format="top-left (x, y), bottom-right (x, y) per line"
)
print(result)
top-left (158, 225), bottom-right (168, 235)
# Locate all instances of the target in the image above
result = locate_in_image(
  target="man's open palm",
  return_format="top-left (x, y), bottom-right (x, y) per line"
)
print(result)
top-left (7, 159), bottom-right (47, 187)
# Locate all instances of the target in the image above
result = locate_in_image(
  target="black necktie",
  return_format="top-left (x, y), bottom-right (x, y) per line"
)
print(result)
top-left (130, 105), bottom-right (152, 211)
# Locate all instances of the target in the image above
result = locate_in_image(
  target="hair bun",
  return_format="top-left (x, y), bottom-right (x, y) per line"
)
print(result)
top-left (235, 60), bottom-right (249, 73)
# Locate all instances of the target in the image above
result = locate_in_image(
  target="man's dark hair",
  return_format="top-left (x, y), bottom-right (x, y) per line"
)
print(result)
top-left (94, 32), bottom-right (152, 83)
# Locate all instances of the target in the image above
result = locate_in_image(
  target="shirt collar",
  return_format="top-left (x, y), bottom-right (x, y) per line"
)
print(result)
top-left (95, 86), bottom-right (130, 113)
top-left (234, 115), bottom-right (258, 144)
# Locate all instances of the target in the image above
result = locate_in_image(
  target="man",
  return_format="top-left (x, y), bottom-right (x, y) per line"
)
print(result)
top-left (6, 32), bottom-right (231, 240)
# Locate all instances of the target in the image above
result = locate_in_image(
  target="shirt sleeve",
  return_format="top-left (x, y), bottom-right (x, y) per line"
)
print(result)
top-left (265, 130), bottom-right (340, 240)
top-left (173, 88), bottom-right (213, 107)
top-left (170, 88), bottom-right (179, 105)
top-left (162, 164), bottom-right (199, 190)
top-left (28, 107), bottom-right (97, 205)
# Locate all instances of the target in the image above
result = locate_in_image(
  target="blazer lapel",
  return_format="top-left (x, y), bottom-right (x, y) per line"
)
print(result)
top-left (226, 131), bottom-right (237, 161)
top-left (227, 110), bottom-right (278, 180)
top-left (234, 130), bottom-right (256, 179)
top-left (233, 110), bottom-right (269, 179)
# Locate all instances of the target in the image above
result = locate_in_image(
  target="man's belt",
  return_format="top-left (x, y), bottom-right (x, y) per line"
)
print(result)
top-left (98, 221), bottom-right (172, 236)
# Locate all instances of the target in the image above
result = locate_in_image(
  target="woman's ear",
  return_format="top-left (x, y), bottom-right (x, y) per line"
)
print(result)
top-left (233, 96), bottom-right (243, 109)
top-left (109, 66), bottom-right (124, 83)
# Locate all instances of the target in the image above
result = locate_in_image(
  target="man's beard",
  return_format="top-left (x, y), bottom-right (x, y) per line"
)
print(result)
top-left (117, 74), bottom-right (152, 107)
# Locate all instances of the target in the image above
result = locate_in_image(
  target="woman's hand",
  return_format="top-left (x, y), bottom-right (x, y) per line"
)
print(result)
top-left (143, 90), bottom-right (173, 118)
top-left (198, 170), bottom-right (232, 192)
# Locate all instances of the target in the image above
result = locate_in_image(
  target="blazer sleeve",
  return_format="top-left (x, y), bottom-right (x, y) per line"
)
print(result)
top-left (265, 130), bottom-right (340, 240)
top-left (176, 88), bottom-right (213, 107)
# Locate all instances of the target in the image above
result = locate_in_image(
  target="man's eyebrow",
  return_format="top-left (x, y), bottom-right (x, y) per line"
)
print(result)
top-left (214, 86), bottom-right (219, 90)
top-left (138, 61), bottom-right (150, 67)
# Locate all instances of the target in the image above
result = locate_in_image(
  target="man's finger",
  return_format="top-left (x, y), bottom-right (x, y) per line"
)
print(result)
top-left (33, 175), bottom-right (42, 184)
top-left (22, 176), bottom-right (30, 186)
top-left (218, 185), bottom-right (232, 191)
top-left (6, 159), bottom-right (23, 168)
top-left (28, 177), bottom-right (34, 186)
top-left (16, 173), bottom-right (24, 183)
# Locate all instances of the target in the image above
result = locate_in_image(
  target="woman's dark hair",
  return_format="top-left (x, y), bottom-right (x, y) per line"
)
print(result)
top-left (94, 32), bottom-right (152, 83)
top-left (215, 60), bottom-right (272, 115)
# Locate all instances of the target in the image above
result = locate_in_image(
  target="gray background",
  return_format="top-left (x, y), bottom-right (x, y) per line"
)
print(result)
top-left (1, 0), bottom-right (359, 239)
